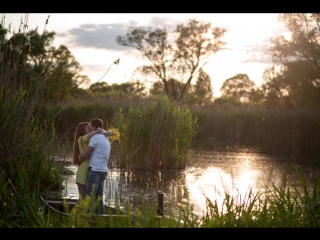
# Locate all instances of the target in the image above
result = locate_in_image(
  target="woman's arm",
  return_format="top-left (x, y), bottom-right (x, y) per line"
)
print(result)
top-left (87, 127), bottom-right (107, 139)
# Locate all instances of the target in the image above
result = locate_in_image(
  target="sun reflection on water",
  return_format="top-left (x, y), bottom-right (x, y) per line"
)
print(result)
top-left (57, 150), bottom-right (319, 218)
top-left (185, 154), bottom-right (261, 216)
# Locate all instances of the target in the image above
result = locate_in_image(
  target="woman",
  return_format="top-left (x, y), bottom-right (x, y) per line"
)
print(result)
top-left (72, 122), bottom-right (109, 200)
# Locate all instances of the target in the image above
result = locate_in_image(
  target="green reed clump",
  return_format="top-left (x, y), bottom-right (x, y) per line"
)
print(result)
top-left (111, 95), bottom-right (197, 169)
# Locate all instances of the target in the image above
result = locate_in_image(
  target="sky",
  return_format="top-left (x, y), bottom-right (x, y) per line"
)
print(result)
top-left (3, 13), bottom-right (290, 97)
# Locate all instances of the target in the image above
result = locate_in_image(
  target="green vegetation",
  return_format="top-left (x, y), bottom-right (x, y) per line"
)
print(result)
top-left (0, 15), bottom-right (64, 227)
top-left (1, 13), bottom-right (320, 227)
top-left (190, 104), bottom-right (320, 158)
top-left (111, 95), bottom-right (197, 169)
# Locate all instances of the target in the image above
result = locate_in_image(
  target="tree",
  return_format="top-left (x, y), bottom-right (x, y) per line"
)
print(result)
top-left (0, 21), bottom-right (90, 104)
top-left (265, 13), bottom-right (320, 108)
top-left (89, 80), bottom-right (146, 98)
top-left (89, 81), bottom-right (109, 93)
top-left (193, 69), bottom-right (213, 104)
top-left (43, 45), bottom-right (90, 103)
top-left (0, 24), bottom-right (57, 89)
top-left (116, 18), bottom-right (226, 102)
top-left (150, 78), bottom-right (185, 100)
top-left (220, 73), bottom-right (256, 102)
top-left (150, 70), bottom-right (214, 106)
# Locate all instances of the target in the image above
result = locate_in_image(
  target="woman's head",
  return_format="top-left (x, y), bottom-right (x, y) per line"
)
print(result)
top-left (72, 122), bottom-right (90, 165)
top-left (77, 122), bottom-right (90, 136)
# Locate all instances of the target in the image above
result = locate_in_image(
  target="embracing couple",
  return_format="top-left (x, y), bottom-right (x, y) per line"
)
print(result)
top-left (72, 118), bottom-right (111, 214)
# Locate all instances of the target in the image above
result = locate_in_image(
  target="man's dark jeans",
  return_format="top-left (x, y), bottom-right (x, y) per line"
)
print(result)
top-left (86, 169), bottom-right (107, 214)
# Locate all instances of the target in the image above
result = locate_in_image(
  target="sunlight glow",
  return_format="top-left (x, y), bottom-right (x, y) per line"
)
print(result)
top-left (3, 13), bottom-right (286, 97)
top-left (185, 156), bottom-right (259, 216)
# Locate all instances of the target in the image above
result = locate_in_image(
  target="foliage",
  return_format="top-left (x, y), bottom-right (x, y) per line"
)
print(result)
top-left (220, 73), bottom-right (256, 102)
top-left (213, 95), bottom-right (242, 107)
top-left (263, 13), bottom-right (320, 108)
top-left (111, 95), bottom-right (197, 169)
top-left (89, 80), bottom-right (147, 97)
top-left (190, 104), bottom-right (320, 158)
top-left (0, 14), bottom-right (64, 227)
top-left (43, 45), bottom-right (90, 103)
top-left (193, 69), bottom-right (214, 104)
top-left (150, 70), bottom-right (214, 106)
top-left (0, 16), bottom-right (90, 104)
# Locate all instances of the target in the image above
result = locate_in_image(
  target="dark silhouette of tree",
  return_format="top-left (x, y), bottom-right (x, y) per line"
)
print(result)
top-left (43, 45), bottom-right (90, 103)
top-left (150, 78), bottom-right (184, 100)
top-left (0, 23), bottom-right (90, 104)
top-left (90, 80), bottom-right (146, 97)
top-left (116, 18), bottom-right (226, 102)
top-left (193, 69), bottom-right (213, 104)
top-left (265, 13), bottom-right (320, 108)
top-left (150, 70), bottom-right (214, 106)
top-left (220, 73), bottom-right (256, 102)
top-left (89, 81), bottom-right (109, 93)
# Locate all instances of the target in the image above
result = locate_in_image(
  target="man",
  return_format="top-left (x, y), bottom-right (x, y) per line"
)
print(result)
top-left (78, 118), bottom-right (110, 214)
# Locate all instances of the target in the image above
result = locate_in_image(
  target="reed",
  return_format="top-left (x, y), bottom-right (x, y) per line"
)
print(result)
top-left (190, 104), bottom-right (320, 158)
top-left (110, 95), bottom-right (197, 170)
top-left (39, 98), bottom-right (320, 158)
top-left (0, 14), bottom-right (65, 227)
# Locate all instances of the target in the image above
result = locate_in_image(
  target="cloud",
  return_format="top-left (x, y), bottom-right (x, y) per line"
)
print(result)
top-left (56, 17), bottom-right (191, 52)
top-left (56, 23), bottom-right (133, 51)
top-left (240, 31), bottom-right (286, 64)
top-left (241, 40), bottom-right (273, 64)
top-left (238, 24), bottom-right (290, 64)
top-left (148, 16), bottom-right (186, 30)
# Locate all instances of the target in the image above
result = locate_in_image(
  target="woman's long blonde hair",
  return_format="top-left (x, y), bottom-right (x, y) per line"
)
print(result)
top-left (72, 122), bottom-right (89, 165)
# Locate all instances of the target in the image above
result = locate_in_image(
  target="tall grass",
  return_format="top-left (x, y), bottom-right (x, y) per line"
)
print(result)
top-left (110, 95), bottom-right (197, 169)
top-left (36, 96), bottom-right (148, 141)
top-left (190, 104), bottom-right (320, 158)
top-left (38, 98), bottom-right (320, 159)
top-left (158, 165), bottom-right (320, 228)
top-left (0, 14), bottom-right (64, 227)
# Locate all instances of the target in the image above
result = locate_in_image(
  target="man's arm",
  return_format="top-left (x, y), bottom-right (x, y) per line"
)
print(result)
top-left (78, 146), bottom-right (94, 164)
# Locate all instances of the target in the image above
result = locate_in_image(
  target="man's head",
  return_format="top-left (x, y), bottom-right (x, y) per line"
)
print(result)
top-left (89, 118), bottom-right (103, 132)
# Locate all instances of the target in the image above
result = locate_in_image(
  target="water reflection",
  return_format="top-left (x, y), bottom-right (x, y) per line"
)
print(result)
top-left (60, 150), bottom-right (320, 217)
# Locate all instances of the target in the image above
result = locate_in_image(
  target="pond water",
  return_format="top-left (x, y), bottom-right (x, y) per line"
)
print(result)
top-left (58, 149), bottom-right (320, 218)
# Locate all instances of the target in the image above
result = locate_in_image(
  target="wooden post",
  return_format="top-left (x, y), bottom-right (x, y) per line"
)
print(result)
top-left (157, 190), bottom-right (164, 216)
